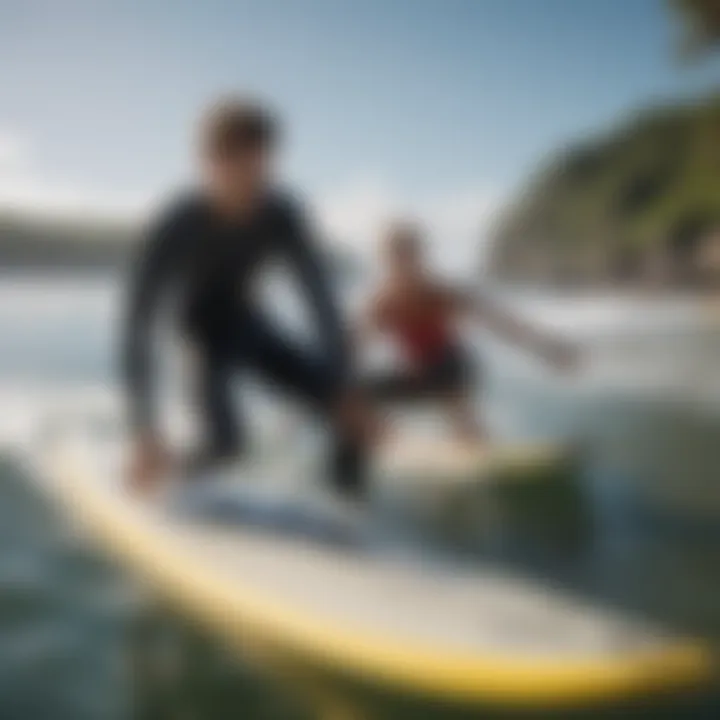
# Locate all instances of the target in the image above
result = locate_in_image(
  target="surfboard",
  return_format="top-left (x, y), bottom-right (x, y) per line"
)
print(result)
top-left (373, 435), bottom-right (575, 503)
top-left (27, 423), bottom-right (716, 715)
top-left (375, 436), bottom-right (569, 482)
top-left (373, 435), bottom-right (586, 538)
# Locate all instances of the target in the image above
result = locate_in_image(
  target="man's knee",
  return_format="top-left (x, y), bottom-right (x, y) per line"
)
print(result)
top-left (208, 430), bottom-right (245, 458)
top-left (293, 355), bottom-right (349, 413)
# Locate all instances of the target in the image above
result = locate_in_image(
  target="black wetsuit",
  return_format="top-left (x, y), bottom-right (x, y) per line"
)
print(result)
top-left (123, 189), bottom-right (364, 494)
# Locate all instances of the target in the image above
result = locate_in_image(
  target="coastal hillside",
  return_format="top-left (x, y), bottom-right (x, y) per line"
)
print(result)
top-left (488, 93), bottom-right (720, 289)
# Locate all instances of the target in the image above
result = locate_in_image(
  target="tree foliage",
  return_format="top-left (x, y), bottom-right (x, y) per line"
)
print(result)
top-left (488, 94), bottom-right (720, 286)
top-left (670, 0), bottom-right (720, 58)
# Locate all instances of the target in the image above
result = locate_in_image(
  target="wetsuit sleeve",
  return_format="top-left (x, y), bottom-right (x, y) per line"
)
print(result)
top-left (122, 208), bottom-right (183, 436)
top-left (280, 201), bottom-right (350, 381)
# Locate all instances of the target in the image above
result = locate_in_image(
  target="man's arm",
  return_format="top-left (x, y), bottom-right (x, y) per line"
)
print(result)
top-left (122, 207), bottom-right (183, 438)
top-left (279, 198), bottom-right (350, 379)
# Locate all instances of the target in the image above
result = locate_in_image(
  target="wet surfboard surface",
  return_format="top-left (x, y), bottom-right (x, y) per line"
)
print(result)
top-left (30, 424), bottom-right (716, 711)
top-left (376, 435), bottom-right (567, 477)
top-left (167, 464), bottom-right (370, 549)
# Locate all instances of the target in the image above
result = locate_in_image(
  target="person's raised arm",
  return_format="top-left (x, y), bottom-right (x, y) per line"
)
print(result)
top-left (453, 288), bottom-right (579, 371)
top-left (354, 292), bottom-right (385, 358)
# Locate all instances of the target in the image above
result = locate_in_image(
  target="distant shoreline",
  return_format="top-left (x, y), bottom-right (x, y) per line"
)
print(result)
top-left (0, 210), bottom-right (355, 279)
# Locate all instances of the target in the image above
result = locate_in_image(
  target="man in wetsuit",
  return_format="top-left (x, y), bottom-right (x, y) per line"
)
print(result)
top-left (358, 222), bottom-right (578, 441)
top-left (124, 98), bottom-right (373, 496)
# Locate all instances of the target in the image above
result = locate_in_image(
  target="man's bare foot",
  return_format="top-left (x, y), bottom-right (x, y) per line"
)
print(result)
top-left (335, 389), bottom-right (385, 446)
top-left (445, 396), bottom-right (486, 447)
top-left (127, 436), bottom-right (171, 499)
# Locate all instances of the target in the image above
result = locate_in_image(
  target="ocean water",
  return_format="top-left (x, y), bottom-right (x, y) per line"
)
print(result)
top-left (0, 274), bottom-right (719, 719)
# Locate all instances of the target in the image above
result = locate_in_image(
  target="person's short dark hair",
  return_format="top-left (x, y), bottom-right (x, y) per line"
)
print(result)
top-left (201, 97), bottom-right (278, 159)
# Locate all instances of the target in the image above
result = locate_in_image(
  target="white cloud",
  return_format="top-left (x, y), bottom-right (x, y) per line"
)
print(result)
top-left (0, 172), bottom-right (150, 221)
top-left (315, 177), bottom-right (503, 274)
top-left (0, 131), bottom-right (504, 269)
top-left (0, 130), bottom-right (151, 221)
top-left (316, 179), bottom-right (396, 251)
top-left (0, 130), bottom-right (31, 171)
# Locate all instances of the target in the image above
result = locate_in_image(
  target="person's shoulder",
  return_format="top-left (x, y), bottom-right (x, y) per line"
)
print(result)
top-left (423, 275), bottom-right (456, 296)
top-left (149, 188), bottom-right (210, 233)
top-left (265, 186), bottom-right (311, 227)
top-left (415, 276), bottom-right (460, 308)
top-left (430, 279), bottom-right (476, 312)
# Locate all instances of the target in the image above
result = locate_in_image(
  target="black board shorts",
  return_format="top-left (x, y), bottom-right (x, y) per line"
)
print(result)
top-left (364, 344), bottom-right (477, 403)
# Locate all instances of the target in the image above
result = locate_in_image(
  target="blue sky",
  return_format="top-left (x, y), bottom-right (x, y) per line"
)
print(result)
top-left (0, 0), bottom-right (718, 261)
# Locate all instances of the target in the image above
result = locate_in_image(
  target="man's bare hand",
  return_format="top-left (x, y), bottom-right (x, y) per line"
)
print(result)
top-left (127, 435), bottom-right (170, 497)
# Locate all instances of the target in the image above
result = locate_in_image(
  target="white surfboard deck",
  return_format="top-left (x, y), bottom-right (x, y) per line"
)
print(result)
top-left (26, 424), bottom-right (714, 709)
top-left (374, 434), bottom-right (569, 486)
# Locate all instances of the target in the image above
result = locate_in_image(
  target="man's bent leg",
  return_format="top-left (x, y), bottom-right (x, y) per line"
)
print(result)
top-left (189, 343), bottom-right (246, 473)
top-left (330, 432), bottom-right (368, 497)
top-left (364, 370), bottom-right (426, 404)
top-left (239, 314), bottom-right (371, 496)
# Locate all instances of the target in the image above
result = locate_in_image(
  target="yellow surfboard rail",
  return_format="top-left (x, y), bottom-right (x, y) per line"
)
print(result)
top-left (46, 447), bottom-right (716, 712)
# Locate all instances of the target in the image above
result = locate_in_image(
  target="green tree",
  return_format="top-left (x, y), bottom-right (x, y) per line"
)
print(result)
top-left (671, 0), bottom-right (720, 58)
